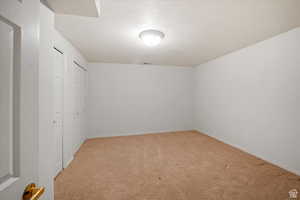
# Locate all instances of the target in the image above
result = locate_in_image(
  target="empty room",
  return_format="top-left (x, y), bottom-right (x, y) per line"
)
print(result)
top-left (1, 0), bottom-right (300, 200)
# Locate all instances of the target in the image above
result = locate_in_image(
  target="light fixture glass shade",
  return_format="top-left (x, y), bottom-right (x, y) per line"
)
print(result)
top-left (139, 30), bottom-right (165, 47)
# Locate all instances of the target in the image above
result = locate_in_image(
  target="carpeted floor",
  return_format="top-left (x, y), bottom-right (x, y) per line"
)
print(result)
top-left (55, 131), bottom-right (300, 200)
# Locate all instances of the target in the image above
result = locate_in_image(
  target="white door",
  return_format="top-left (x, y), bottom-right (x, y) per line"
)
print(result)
top-left (0, 0), bottom-right (41, 200)
top-left (74, 65), bottom-right (81, 152)
top-left (53, 49), bottom-right (64, 177)
top-left (74, 64), bottom-right (85, 150)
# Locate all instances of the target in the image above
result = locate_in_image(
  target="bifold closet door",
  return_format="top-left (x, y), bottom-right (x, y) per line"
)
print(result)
top-left (69, 63), bottom-right (82, 153)
top-left (53, 49), bottom-right (64, 177)
top-left (73, 65), bottom-right (85, 149)
top-left (78, 67), bottom-right (86, 143)
top-left (64, 61), bottom-right (86, 161)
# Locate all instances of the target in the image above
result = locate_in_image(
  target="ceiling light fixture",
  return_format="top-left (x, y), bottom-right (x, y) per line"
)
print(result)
top-left (139, 29), bottom-right (165, 47)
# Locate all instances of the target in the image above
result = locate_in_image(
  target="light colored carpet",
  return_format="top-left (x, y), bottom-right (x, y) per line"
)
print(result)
top-left (55, 131), bottom-right (300, 200)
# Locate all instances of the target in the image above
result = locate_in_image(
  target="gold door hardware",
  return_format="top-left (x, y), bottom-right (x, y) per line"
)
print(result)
top-left (22, 183), bottom-right (45, 200)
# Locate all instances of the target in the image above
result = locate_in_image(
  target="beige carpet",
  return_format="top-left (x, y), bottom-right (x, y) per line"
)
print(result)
top-left (55, 131), bottom-right (300, 200)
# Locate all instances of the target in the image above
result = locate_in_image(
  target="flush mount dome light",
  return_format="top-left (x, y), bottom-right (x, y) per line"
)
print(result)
top-left (139, 29), bottom-right (165, 47)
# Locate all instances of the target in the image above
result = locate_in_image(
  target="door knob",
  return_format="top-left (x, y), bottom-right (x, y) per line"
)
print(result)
top-left (23, 183), bottom-right (45, 200)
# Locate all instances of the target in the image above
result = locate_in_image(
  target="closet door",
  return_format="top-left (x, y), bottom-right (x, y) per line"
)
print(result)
top-left (53, 49), bottom-right (64, 177)
top-left (75, 65), bottom-right (81, 151)
top-left (72, 63), bottom-right (81, 153)
top-left (81, 69), bottom-right (87, 141)
top-left (73, 63), bottom-right (86, 150)
top-left (79, 67), bottom-right (85, 142)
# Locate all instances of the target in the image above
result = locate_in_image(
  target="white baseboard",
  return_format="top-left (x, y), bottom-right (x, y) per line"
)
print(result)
top-left (63, 156), bottom-right (74, 169)
top-left (87, 129), bottom-right (195, 139)
top-left (63, 138), bottom-right (88, 169)
top-left (195, 129), bottom-right (300, 176)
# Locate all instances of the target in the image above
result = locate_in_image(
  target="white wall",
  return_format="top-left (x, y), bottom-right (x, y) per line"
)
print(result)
top-left (39, 4), bottom-right (88, 200)
top-left (41, 2), bottom-right (300, 187)
top-left (194, 28), bottom-right (300, 175)
top-left (39, 4), bottom-right (55, 200)
top-left (87, 63), bottom-right (194, 138)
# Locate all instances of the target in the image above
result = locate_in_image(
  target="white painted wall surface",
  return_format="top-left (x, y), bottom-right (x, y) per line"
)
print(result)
top-left (194, 28), bottom-right (300, 175)
top-left (39, 4), bottom-right (55, 200)
top-left (87, 63), bottom-right (194, 138)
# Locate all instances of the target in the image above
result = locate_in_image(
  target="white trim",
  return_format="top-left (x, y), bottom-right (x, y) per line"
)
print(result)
top-left (63, 156), bottom-right (74, 169)
top-left (195, 129), bottom-right (300, 176)
top-left (87, 129), bottom-right (195, 139)
top-left (0, 177), bottom-right (18, 191)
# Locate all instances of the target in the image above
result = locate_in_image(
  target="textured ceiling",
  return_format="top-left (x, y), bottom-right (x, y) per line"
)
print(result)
top-left (55, 0), bottom-right (300, 66)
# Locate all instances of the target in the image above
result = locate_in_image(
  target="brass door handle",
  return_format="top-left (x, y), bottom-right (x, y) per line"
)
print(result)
top-left (23, 183), bottom-right (45, 200)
